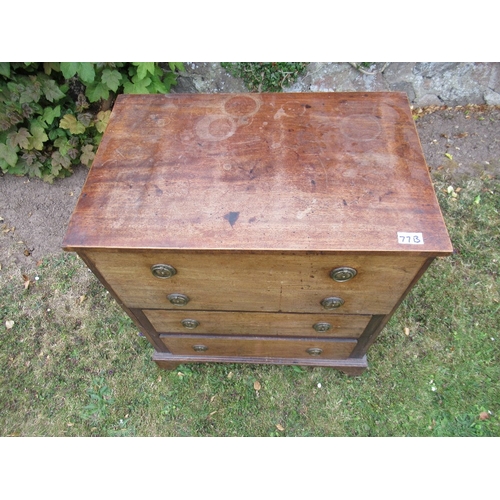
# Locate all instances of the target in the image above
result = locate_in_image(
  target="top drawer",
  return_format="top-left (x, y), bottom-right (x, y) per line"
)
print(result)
top-left (83, 250), bottom-right (427, 314)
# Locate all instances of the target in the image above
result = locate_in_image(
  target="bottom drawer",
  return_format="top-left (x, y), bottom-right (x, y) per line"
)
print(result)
top-left (160, 335), bottom-right (357, 359)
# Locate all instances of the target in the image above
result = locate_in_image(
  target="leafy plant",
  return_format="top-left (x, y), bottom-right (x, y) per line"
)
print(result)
top-left (221, 62), bottom-right (308, 92)
top-left (81, 376), bottom-right (115, 422)
top-left (348, 62), bottom-right (390, 75)
top-left (0, 62), bottom-right (184, 182)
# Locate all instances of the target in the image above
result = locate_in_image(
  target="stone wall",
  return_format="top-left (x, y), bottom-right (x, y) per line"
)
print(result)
top-left (177, 62), bottom-right (500, 107)
top-left (286, 63), bottom-right (500, 107)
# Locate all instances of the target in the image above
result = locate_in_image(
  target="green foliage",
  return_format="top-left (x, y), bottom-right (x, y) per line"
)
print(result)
top-left (81, 377), bottom-right (115, 422)
top-left (221, 62), bottom-right (308, 92)
top-left (0, 62), bottom-right (184, 182)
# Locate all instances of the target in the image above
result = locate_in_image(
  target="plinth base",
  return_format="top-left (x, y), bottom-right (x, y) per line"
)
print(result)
top-left (152, 351), bottom-right (368, 376)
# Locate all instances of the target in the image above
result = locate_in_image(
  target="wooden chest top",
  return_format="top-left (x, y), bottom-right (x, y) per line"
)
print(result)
top-left (63, 92), bottom-right (452, 255)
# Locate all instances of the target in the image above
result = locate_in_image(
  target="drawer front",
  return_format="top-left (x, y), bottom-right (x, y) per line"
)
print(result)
top-left (144, 310), bottom-right (371, 338)
top-left (84, 250), bottom-right (426, 314)
top-left (160, 335), bottom-right (357, 359)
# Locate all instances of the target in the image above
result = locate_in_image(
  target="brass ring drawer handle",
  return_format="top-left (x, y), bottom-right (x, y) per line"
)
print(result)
top-left (167, 293), bottom-right (190, 306)
top-left (193, 344), bottom-right (208, 352)
top-left (330, 267), bottom-right (357, 282)
top-left (306, 348), bottom-right (323, 356)
top-left (313, 322), bottom-right (331, 332)
top-left (320, 296), bottom-right (344, 309)
top-left (151, 264), bottom-right (177, 279)
top-left (181, 319), bottom-right (199, 329)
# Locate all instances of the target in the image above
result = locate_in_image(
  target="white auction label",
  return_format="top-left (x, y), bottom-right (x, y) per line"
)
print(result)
top-left (397, 232), bottom-right (424, 244)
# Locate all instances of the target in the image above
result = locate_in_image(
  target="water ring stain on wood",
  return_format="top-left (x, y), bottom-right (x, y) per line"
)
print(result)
top-left (339, 114), bottom-right (381, 142)
top-left (195, 115), bottom-right (237, 141)
top-left (224, 95), bottom-right (261, 117)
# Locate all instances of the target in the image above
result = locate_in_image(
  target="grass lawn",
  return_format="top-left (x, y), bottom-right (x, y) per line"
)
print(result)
top-left (0, 174), bottom-right (498, 437)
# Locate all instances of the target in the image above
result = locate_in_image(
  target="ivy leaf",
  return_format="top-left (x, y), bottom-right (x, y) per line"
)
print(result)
top-left (18, 154), bottom-right (43, 177)
top-left (123, 76), bottom-right (152, 94)
top-left (43, 62), bottom-right (60, 75)
top-left (29, 117), bottom-right (46, 130)
top-left (19, 80), bottom-right (42, 104)
top-left (60, 62), bottom-right (79, 79)
top-left (6, 81), bottom-right (23, 99)
top-left (54, 137), bottom-right (71, 155)
top-left (49, 127), bottom-right (66, 141)
top-left (28, 125), bottom-right (48, 150)
top-left (8, 128), bottom-right (31, 149)
top-left (78, 63), bottom-right (96, 84)
top-left (0, 142), bottom-right (18, 167)
top-left (51, 150), bottom-right (71, 170)
top-left (85, 82), bottom-right (110, 102)
top-left (148, 75), bottom-right (168, 94)
top-left (41, 79), bottom-right (65, 102)
top-left (101, 69), bottom-right (122, 92)
top-left (0, 62), bottom-right (10, 78)
top-left (75, 93), bottom-right (90, 111)
top-left (77, 113), bottom-right (93, 127)
top-left (50, 161), bottom-right (62, 177)
top-left (80, 144), bottom-right (95, 167)
top-left (42, 105), bottom-right (61, 125)
top-left (95, 110), bottom-right (111, 133)
top-left (152, 65), bottom-right (165, 78)
top-left (22, 151), bottom-right (37, 166)
top-left (168, 62), bottom-right (185, 72)
top-left (21, 102), bottom-right (38, 119)
top-left (3, 160), bottom-right (26, 175)
top-left (41, 171), bottom-right (56, 183)
top-left (60, 114), bottom-right (86, 134)
top-left (67, 147), bottom-right (79, 160)
top-left (133, 62), bottom-right (155, 80)
top-left (25, 159), bottom-right (42, 178)
top-left (162, 72), bottom-right (177, 92)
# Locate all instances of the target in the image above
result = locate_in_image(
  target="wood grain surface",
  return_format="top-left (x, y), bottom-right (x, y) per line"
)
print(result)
top-left (159, 334), bottom-right (357, 359)
top-left (62, 92), bottom-right (453, 374)
top-left (63, 93), bottom-right (452, 254)
top-left (81, 250), bottom-right (428, 313)
top-left (152, 351), bottom-right (368, 373)
top-left (144, 309), bottom-right (371, 337)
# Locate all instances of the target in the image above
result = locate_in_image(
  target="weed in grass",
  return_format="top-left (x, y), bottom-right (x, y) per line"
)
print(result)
top-left (80, 376), bottom-right (115, 423)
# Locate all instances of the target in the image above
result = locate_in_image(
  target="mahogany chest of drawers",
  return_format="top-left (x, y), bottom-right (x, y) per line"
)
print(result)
top-left (63, 92), bottom-right (452, 375)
